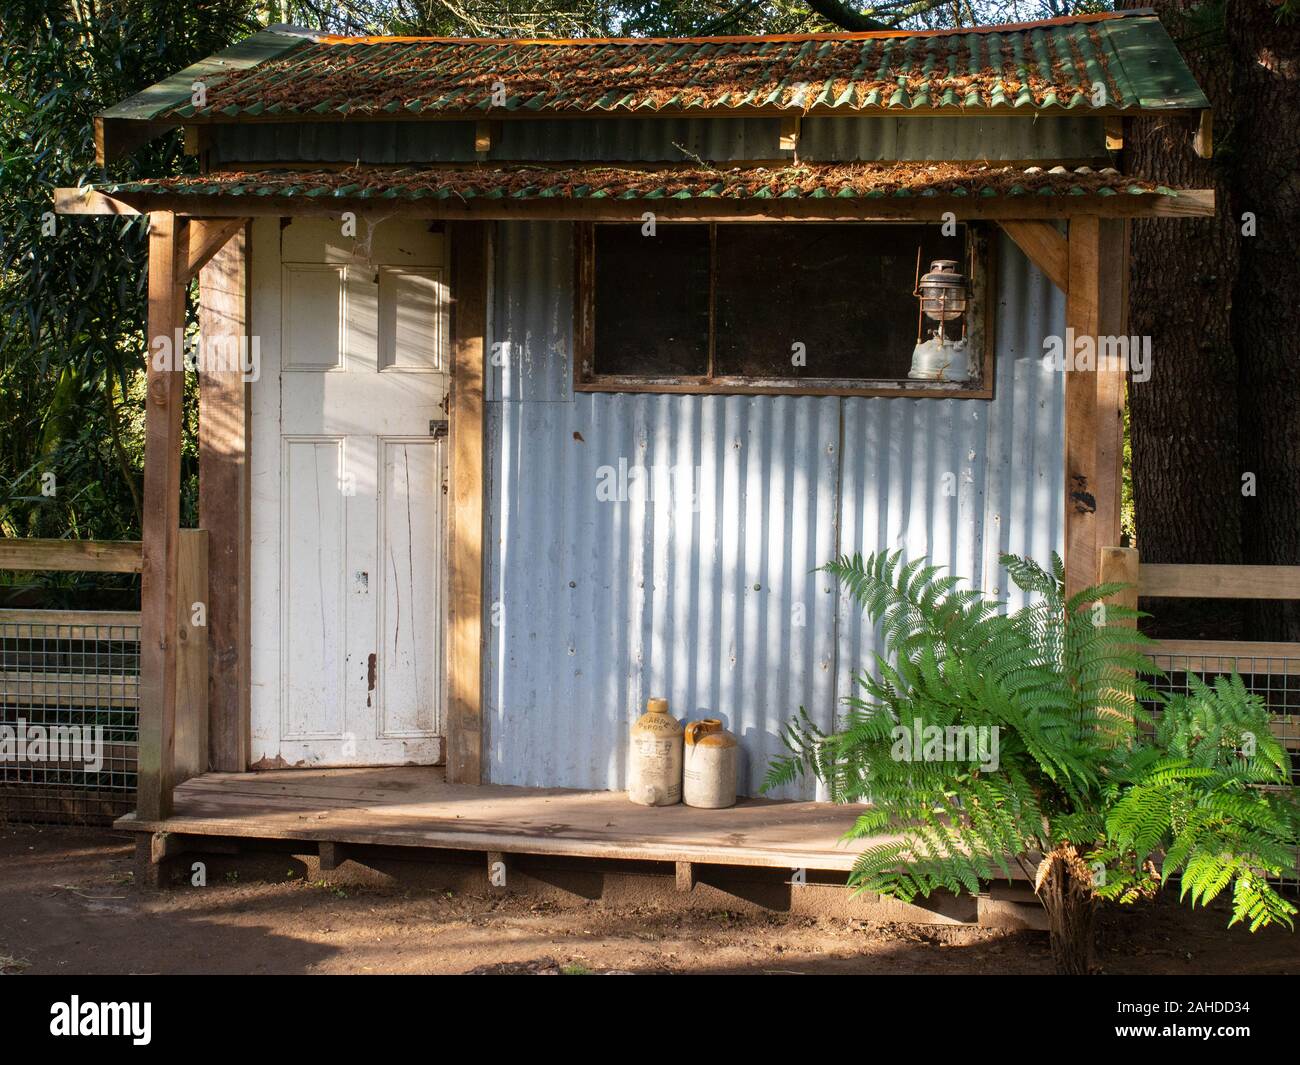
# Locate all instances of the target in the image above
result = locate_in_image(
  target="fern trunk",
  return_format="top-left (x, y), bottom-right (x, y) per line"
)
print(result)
top-left (1037, 847), bottom-right (1098, 975)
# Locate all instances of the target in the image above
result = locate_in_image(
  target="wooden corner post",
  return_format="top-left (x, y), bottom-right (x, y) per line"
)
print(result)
top-left (1064, 216), bottom-right (1127, 601)
top-left (138, 211), bottom-right (186, 821)
top-left (447, 221), bottom-right (489, 784)
top-left (198, 224), bottom-right (251, 772)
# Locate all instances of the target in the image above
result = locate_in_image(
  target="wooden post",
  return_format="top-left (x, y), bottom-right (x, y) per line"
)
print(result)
top-left (1098, 545), bottom-right (1141, 738)
top-left (1099, 546), bottom-right (1140, 623)
top-left (1093, 220), bottom-right (1128, 555)
top-left (173, 528), bottom-right (209, 783)
top-left (198, 225), bottom-right (251, 772)
top-left (138, 211), bottom-right (186, 821)
top-left (1064, 216), bottom-right (1127, 601)
top-left (446, 221), bottom-right (488, 785)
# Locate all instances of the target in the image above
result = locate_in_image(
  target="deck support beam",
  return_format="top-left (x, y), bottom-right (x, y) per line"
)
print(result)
top-left (138, 211), bottom-right (187, 822)
top-left (1063, 215), bottom-right (1127, 601)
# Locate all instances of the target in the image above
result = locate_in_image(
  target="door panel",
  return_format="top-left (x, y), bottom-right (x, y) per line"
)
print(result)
top-left (379, 268), bottom-right (446, 371)
top-left (379, 437), bottom-right (445, 738)
top-left (281, 437), bottom-right (347, 739)
top-left (282, 265), bottom-right (345, 371)
top-left (251, 218), bottom-right (449, 767)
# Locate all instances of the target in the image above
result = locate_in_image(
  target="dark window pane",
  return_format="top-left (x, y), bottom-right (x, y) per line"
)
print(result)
top-left (593, 224), bottom-right (711, 377)
top-left (713, 224), bottom-right (966, 379)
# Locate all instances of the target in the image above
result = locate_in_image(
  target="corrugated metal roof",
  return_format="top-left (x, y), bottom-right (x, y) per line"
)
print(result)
top-left (111, 12), bottom-right (1206, 124)
top-left (100, 162), bottom-right (1172, 202)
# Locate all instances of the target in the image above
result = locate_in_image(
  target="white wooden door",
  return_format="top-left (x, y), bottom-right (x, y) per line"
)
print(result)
top-left (250, 217), bottom-right (449, 767)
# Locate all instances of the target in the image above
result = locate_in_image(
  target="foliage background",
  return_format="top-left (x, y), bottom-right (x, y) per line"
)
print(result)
top-left (1, 0), bottom-right (1291, 610)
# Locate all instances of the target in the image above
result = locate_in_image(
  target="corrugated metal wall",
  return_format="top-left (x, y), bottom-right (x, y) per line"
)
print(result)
top-left (212, 116), bottom-right (1103, 165)
top-left (483, 223), bottom-right (1065, 798)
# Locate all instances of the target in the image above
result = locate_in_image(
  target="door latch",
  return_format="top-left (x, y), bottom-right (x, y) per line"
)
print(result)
top-left (429, 418), bottom-right (449, 439)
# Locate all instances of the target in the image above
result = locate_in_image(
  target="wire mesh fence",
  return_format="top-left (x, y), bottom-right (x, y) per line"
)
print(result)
top-left (0, 614), bottom-right (140, 825)
top-left (1147, 650), bottom-right (1300, 893)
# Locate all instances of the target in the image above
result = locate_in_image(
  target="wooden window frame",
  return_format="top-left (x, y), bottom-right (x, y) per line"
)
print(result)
top-left (573, 221), bottom-right (996, 400)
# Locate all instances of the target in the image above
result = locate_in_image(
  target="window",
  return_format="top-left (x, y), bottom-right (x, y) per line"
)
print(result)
top-left (574, 222), bottom-right (993, 398)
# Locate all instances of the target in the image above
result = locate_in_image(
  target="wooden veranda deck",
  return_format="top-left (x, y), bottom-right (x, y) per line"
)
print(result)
top-left (115, 767), bottom-right (875, 873)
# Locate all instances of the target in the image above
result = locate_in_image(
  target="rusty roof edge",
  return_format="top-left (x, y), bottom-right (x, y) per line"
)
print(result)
top-left (314, 9), bottom-right (1154, 47)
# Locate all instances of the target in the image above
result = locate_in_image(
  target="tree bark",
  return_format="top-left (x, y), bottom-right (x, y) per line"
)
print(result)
top-left (1125, 0), bottom-right (1244, 639)
top-left (1228, 1), bottom-right (1300, 640)
top-left (1037, 845), bottom-right (1098, 975)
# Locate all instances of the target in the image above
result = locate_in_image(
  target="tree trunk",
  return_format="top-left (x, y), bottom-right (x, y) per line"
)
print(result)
top-left (1228, 1), bottom-right (1300, 640)
top-left (1037, 845), bottom-right (1098, 975)
top-left (1125, 0), bottom-right (1244, 640)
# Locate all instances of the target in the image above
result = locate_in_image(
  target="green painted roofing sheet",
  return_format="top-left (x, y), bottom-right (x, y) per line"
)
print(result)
top-left (98, 28), bottom-right (311, 122)
top-left (97, 162), bottom-right (1175, 202)
top-left (101, 11), bottom-right (1208, 125)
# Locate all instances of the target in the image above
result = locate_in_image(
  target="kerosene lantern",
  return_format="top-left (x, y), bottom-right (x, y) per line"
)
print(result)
top-left (908, 257), bottom-right (972, 382)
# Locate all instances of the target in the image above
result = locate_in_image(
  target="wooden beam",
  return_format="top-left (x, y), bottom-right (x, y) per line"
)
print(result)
top-left (446, 221), bottom-right (488, 785)
top-left (1193, 109), bottom-right (1213, 159)
top-left (0, 672), bottom-right (137, 708)
top-left (0, 608), bottom-right (140, 640)
top-left (180, 218), bottom-right (249, 283)
top-left (53, 188), bottom-right (141, 216)
top-left (1063, 217), bottom-right (1127, 601)
top-left (174, 529), bottom-right (209, 784)
top-left (1150, 640), bottom-right (1300, 676)
top-left (1092, 218), bottom-right (1127, 554)
top-left (676, 860), bottom-right (697, 892)
top-left (198, 225), bottom-right (251, 773)
top-left (138, 211), bottom-right (187, 823)
top-left (1065, 216), bottom-right (1101, 601)
top-left (182, 126), bottom-right (211, 157)
top-left (473, 120), bottom-right (500, 153)
top-left (0, 538), bottom-right (141, 572)
top-left (1139, 564), bottom-right (1300, 600)
top-left (779, 115), bottom-right (800, 152)
top-left (999, 220), bottom-right (1068, 292)
top-left (1100, 547), bottom-right (1140, 613)
top-left (1098, 546), bottom-right (1140, 735)
top-left (54, 188), bottom-right (1218, 223)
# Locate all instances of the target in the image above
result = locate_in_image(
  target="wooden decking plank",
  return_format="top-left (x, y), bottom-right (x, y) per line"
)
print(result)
top-left (113, 767), bottom-right (882, 872)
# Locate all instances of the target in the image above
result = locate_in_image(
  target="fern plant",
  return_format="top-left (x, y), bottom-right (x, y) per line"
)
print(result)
top-left (767, 551), bottom-right (1300, 974)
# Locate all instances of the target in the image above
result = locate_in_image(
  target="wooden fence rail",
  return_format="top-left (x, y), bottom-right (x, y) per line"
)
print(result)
top-left (0, 533), bottom-right (208, 801)
top-left (0, 539), bottom-right (142, 573)
top-left (1139, 563), bottom-right (1300, 601)
top-left (1099, 547), bottom-right (1300, 754)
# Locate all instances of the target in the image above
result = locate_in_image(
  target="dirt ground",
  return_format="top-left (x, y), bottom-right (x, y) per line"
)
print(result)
top-left (1, 825), bottom-right (1296, 976)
